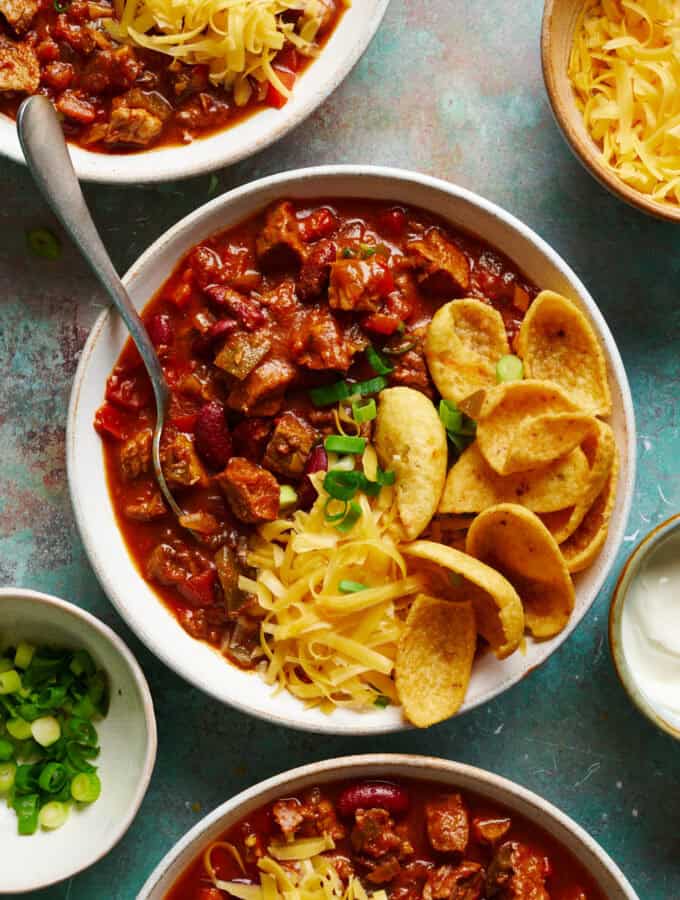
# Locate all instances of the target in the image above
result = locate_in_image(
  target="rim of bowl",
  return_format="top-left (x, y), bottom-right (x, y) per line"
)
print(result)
top-left (609, 513), bottom-right (680, 742)
top-left (0, 586), bottom-right (158, 892)
top-left (0, 1), bottom-right (390, 184)
top-left (541, 0), bottom-right (680, 223)
top-left (138, 753), bottom-right (639, 899)
top-left (67, 164), bottom-right (637, 735)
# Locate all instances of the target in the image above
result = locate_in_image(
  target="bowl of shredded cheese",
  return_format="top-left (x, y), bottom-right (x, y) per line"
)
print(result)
top-left (542, 0), bottom-right (680, 221)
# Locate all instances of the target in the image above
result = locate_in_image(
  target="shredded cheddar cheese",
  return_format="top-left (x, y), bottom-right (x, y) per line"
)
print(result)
top-left (105, 0), bottom-right (341, 104)
top-left (569, 0), bottom-right (680, 203)
top-left (242, 445), bottom-right (424, 714)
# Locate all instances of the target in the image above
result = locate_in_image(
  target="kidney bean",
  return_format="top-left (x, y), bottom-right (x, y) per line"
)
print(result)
top-left (336, 782), bottom-right (410, 818)
top-left (193, 318), bottom-right (238, 357)
top-left (204, 285), bottom-right (266, 331)
top-left (147, 313), bottom-right (174, 347)
top-left (297, 444), bottom-right (328, 510)
top-left (194, 401), bottom-right (232, 470)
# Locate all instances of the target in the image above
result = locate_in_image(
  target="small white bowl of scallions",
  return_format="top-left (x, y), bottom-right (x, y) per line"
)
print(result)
top-left (0, 588), bottom-right (156, 893)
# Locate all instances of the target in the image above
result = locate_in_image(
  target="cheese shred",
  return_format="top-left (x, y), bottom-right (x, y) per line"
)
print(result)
top-left (569, 0), bottom-right (680, 204)
top-left (105, 0), bottom-right (340, 103)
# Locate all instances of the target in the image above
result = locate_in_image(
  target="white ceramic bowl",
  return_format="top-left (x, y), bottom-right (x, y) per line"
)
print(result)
top-left (0, 2), bottom-right (389, 183)
top-left (0, 587), bottom-right (157, 894)
top-left (67, 165), bottom-right (636, 734)
top-left (138, 754), bottom-right (638, 898)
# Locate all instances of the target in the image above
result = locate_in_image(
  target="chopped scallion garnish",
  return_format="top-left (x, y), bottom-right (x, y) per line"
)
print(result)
top-left (26, 227), bottom-right (61, 260)
top-left (496, 354), bottom-right (524, 383)
top-left (365, 346), bottom-right (394, 375)
top-left (335, 500), bottom-right (362, 533)
top-left (352, 398), bottom-right (377, 423)
top-left (279, 485), bottom-right (298, 508)
top-left (338, 580), bottom-right (367, 593)
top-left (374, 695), bottom-right (390, 708)
top-left (324, 435), bottom-right (367, 455)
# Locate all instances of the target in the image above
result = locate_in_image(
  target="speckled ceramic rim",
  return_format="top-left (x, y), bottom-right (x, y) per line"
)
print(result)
top-left (137, 754), bottom-right (639, 899)
top-left (0, 1), bottom-right (390, 184)
top-left (67, 165), bottom-right (637, 735)
top-left (541, 0), bottom-right (680, 223)
top-left (0, 587), bottom-right (158, 893)
top-left (609, 514), bottom-right (680, 742)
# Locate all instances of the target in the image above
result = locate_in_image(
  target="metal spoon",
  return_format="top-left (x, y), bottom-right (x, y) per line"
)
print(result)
top-left (17, 95), bottom-right (187, 524)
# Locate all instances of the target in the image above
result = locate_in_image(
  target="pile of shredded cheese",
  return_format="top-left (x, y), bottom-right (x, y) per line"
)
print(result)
top-left (205, 834), bottom-right (388, 900)
top-left (106, 0), bottom-right (336, 104)
top-left (240, 445), bottom-right (424, 714)
top-left (569, 0), bottom-right (680, 203)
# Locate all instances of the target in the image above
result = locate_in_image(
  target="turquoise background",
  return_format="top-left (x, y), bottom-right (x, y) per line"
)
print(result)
top-left (1, 1), bottom-right (678, 897)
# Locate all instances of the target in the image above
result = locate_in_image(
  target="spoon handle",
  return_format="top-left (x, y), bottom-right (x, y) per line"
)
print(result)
top-left (17, 95), bottom-right (169, 413)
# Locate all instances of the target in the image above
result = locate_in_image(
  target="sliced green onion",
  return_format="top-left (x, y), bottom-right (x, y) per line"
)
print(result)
top-left (439, 399), bottom-right (463, 434)
top-left (14, 764), bottom-right (39, 794)
top-left (376, 467), bottom-right (396, 486)
top-left (0, 761), bottom-right (16, 793)
top-left (34, 685), bottom-right (67, 711)
top-left (71, 694), bottom-right (97, 720)
top-left (323, 498), bottom-right (349, 523)
top-left (0, 657), bottom-right (13, 673)
top-left (338, 580), bottom-right (367, 593)
top-left (66, 740), bottom-right (98, 773)
top-left (341, 247), bottom-right (355, 259)
top-left (63, 717), bottom-right (98, 747)
top-left (279, 485), bottom-right (298, 509)
top-left (14, 793), bottom-right (40, 834)
top-left (0, 739), bottom-right (14, 762)
top-left (71, 771), bottom-right (101, 803)
top-left (39, 800), bottom-right (69, 830)
top-left (310, 380), bottom-right (350, 407)
top-left (374, 695), bottom-right (390, 708)
top-left (6, 718), bottom-right (32, 740)
top-left (349, 375), bottom-right (389, 397)
top-left (359, 242), bottom-right (377, 258)
top-left (14, 642), bottom-right (35, 670)
top-left (70, 649), bottom-right (95, 678)
top-left (324, 435), bottom-right (367, 455)
top-left (26, 227), bottom-right (61, 260)
top-left (328, 454), bottom-right (355, 472)
top-left (323, 470), bottom-right (361, 501)
top-left (365, 346), bottom-right (394, 375)
top-left (335, 501), bottom-right (362, 534)
top-left (38, 762), bottom-right (68, 794)
top-left (0, 669), bottom-right (21, 694)
top-left (496, 354), bottom-right (524, 383)
top-left (352, 399), bottom-right (377, 423)
top-left (31, 716), bottom-right (61, 747)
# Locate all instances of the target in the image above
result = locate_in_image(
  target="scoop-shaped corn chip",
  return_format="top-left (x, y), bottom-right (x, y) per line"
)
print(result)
top-left (466, 504), bottom-right (575, 638)
top-left (560, 448), bottom-right (619, 573)
top-left (517, 291), bottom-right (611, 415)
top-left (396, 593), bottom-right (476, 727)
top-left (475, 380), bottom-right (597, 474)
top-left (540, 421), bottom-right (616, 544)
top-left (375, 387), bottom-right (447, 541)
top-left (403, 540), bottom-right (524, 660)
top-left (439, 443), bottom-right (591, 514)
top-left (425, 299), bottom-right (510, 403)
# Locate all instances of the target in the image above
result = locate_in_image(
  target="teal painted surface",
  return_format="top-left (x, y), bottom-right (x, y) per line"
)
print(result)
top-left (0, 1), bottom-right (678, 897)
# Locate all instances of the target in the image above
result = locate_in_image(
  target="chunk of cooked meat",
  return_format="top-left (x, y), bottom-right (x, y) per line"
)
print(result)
top-left (146, 540), bottom-right (206, 586)
top-left (389, 346), bottom-right (433, 396)
top-left (258, 279), bottom-right (299, 320)
top-left (105, 105), bottom-right (163, 146)
top-left (390, 861), bottom-right (435, 900)
top-left (472, 816), bottom-right (512, 846)
top-left (124, 491), bottom-right (166, 521)
top-left (56, 90), bottom-right (96, 124)
top-left (0, 37), bottom-right (38, 92)
top-left (273, 798), bottom-right (305, 838)
top-left (328, 257), bottom-right (394, 312)
top-left (291, 306), bottom-right (361, 371)
top-left (486, 842), bottom-right (550, 900)
top-left (216, 457), bottom-right (280, 523)
top-left (119, 428), bottom-right (152, 480)
top-left (408, 229), bottom-right (470, 296)
top-left (226, 358), bottom-right (296, 416)
top-left (232, 417), bottom-right (273, 463)
top-left (425, 794), bottom-right (470, 854)
top-left (301, 787), bottom-right (346, 841)
top-left (0, 0), bottom-right (38, 33)
top-left (364, 855), bottom-right (402, 884)
top-left (351, 808), bottom-right (405, 859)
top-left (298, 239), bottom-right (336, 301)
top-left (256, 200), bottom-right (305, 270)
top-left (215, 332), bottom-right (272, 381)
top-left (423, 862), bottom-right (486, 900)
top-left (161, 433), bottom-right (207, 487)
top-left (263, 412), bottom-right (318, 478)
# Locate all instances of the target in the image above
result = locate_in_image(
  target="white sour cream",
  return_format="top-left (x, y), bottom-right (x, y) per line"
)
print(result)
top-left (621, 526), bottom-right (680, 721)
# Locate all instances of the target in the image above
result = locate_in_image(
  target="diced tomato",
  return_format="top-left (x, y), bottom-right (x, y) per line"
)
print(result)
top-left (373, 258), bottom-right (394, 297)
top-left (169, 413), bottom-right (199, 433)
top-left (276, 46), bottom-right (299, 72)
top-left (361, 312), bottom-right (403, 335)
top-left (299, 208), bottom-right (337, 242)
top-left (378, 207), bottom-right (407, 238)
top-left (105, 370), bottom-right (151, 411)
top-left (162, 358), bottom-right (192, 388)
top-left (386, 289), bottom-right (414, 323)
top-left (177, 568), bottom-right (217, 608)
top-left (93, 404), bottom-right (130, 441)
top-left (266, 68), bottom-right (296, 109)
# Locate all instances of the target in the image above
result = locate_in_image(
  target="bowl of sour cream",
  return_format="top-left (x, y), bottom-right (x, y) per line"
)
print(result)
top-left (610, 513), bottom-right (680, 741)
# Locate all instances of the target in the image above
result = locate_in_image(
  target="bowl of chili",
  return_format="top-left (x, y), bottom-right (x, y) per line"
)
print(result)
top-left (0, 587), bottom-right (156, 893)
top-left (137, 753), bottom-right (638, 899)
top-left (0, 0), bottom-right (389, 183)
top-left (67, 165), bottom-right (636, 734)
